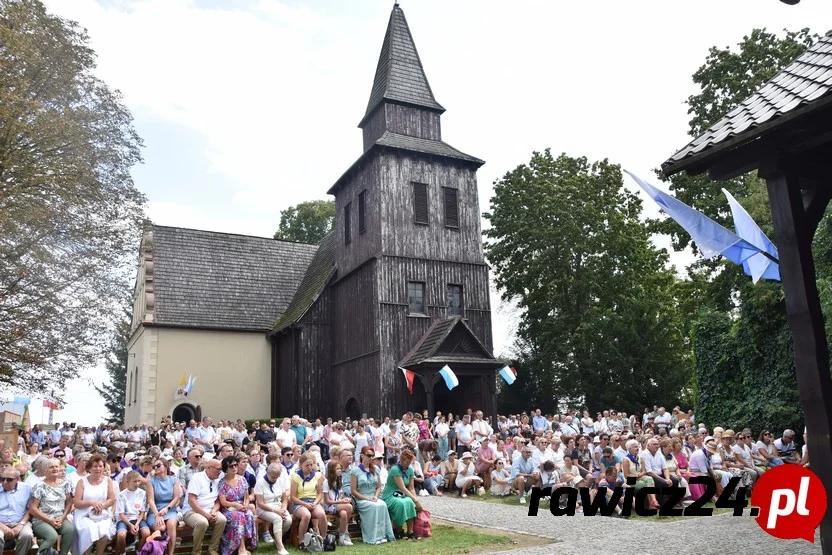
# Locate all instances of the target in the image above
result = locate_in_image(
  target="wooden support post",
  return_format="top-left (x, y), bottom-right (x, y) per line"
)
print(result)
top-left (764, 164), bottom-right (832, 550)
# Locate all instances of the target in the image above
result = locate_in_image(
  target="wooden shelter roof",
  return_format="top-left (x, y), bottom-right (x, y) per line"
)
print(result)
top-left (272, 231), bottom-right (337, 332)
top-left (663, 31), bottom-right (832, 176)
top-left (359, 4), bottom-right (444, 127)
top-left (398, 315), bottom-right (497, 369)
top-left (149, 225), bottom-right (317, 331)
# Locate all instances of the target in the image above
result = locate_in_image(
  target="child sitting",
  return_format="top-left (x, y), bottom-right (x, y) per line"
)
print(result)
top-left (115, 470), bottom-right (151, 554)
top-left (322, 461), bottom-right (354, 547)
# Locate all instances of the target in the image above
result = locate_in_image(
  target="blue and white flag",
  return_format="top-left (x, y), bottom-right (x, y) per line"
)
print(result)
top-left (722, 188), bottom-right (780, 283)
top-left (625, 170), bottom-right (761, 265)
top-left (498, 366), bottom-right (517, 385)
top-left (438, 365), bottom-right (459, 390)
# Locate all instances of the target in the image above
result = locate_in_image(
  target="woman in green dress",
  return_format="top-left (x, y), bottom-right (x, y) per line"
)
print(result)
top-left (350, 446), bottom-right (396, 545)
top-left (381, 450), bottom-right (423, 540)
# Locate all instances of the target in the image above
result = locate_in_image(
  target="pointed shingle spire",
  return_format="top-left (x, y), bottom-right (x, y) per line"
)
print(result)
top-left (359, 4), bottom-right (444, 127)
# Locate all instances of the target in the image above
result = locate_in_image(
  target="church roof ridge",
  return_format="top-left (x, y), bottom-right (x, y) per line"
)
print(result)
top-left (359, 4), bottom-right (444, 127)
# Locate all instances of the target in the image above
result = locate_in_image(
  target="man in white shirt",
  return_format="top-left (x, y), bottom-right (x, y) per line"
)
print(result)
top-left (274, 420), bottom-right (296, 450)
top-left (640, 438), bottom-right (676, 489)
top-left (654, 408), bottom-right (672, 433)
top-left (196, 418), bottom-right (217, 454)
top-left (455, 415), bottom-right (474, 456)
top-left (183, 459), bottom-right (226, 555)
top-left (471, 411), bottom-right (492, 442)
top-left (559, 417), bottom-right (578, 438)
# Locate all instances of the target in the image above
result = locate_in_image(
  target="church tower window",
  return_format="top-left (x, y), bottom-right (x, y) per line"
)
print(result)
top-left (443, 187), bottom-right (459, 229)
top-left (413, 183), bottom-right (428, 225)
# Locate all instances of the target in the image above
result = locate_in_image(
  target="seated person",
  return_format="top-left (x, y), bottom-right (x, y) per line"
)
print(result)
top-left (115, 471), bottom-right (151, 555)
top-left (0, 468), bottom-right (33, 555)
top-left (510, 445), bottom-right (539, 504)
top-left (322, 461), bottom-right (354, 547)
top-left (454, 452), bottom-right (483, 497)
top-left (423, 456), bottom-right (443, 496)
top-left (596, 466), bottom-right (624, 517)
top-left (381, 450), bottom-right (423, 540)
top-left (489, 459), bottom-right (511, 496)
top-left (440, 452), bottom-right (458, 493)
top-left (774, 430), bottom-right (799, 463)
top-left (253, 463), bottom-right (291, 555)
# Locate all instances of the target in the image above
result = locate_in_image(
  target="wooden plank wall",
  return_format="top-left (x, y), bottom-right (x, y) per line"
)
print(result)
top-left (334, 160), bottom-right (382, 277)
top-left (362, 103), bottom-right (441, 150)
top-left (330, 261), bottom-right (381, 419)
top-left (377, 153), bottom-right (484, 264)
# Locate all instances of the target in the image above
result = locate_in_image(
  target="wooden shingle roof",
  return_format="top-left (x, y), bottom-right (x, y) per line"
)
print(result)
top-left (398, 316), bottom-right (496, 368)
top-left (149, 225), bottom-right (318, 331)
top-left (663, 31), bottom-right (832, 175)
top-left (327, 132), bottom-right (483, 195)
top-left (359, 4), bottom-right (444, 127)
top-left (272, 231), bottom-right (337, 332)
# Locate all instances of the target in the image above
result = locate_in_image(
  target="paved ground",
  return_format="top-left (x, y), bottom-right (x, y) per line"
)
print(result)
top-left (421, 495), bottom-right (822, 555)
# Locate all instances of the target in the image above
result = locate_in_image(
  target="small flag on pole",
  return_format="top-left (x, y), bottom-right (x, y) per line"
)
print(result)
top-left (43, 399), bottom-right (59, 410)
top-left (438, 365), bottom-right (459, 391)
top-left (175, 373), bottom-right (187, 400)
top-left (398, 367), bottom-right (415, 394)
top-left (184, 375), bottom-right (196, 396)
top-left (499, 366), bottom-right (517, 385)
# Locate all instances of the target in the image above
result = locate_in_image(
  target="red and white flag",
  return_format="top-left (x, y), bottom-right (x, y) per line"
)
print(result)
top-left (398, 367), bottom-right (415, 394)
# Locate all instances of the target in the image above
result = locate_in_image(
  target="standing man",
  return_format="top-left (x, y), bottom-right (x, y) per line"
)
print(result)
top-left (532, 410), bottom-right (548, 433)
top-left (274, 420), bottom-right (296, 451)
top-left (289, 416), bottom-right (308, 450)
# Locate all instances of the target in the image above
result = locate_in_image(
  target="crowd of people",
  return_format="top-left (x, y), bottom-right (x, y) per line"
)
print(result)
top-left (0, 406), bottom-right (809, 554)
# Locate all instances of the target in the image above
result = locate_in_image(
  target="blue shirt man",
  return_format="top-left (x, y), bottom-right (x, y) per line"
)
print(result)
top-left (510, 446), bottom-right (538, 502)
top-left (532, 411), bottom-right (548, 433)
top-left (29, 428), bottom-right (44, 447)
top-left (0, 470), bottom-right (33, 555)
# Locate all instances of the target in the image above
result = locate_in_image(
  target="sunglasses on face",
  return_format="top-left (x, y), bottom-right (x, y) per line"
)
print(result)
top-left (153, 464), bottom-right (164, 469)
top-left (228, 463), bottom-right (237, 468)
top-left (55, 453), bottom-right (65, 458)
top-left (1, 477), bottom-right (16, 483)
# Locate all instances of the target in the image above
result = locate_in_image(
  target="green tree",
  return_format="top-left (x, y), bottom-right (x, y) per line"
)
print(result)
top-left (94, 300), bottom-right (130, 424)
top-left (0, 0), bottom-right (146, 393)
top-left (487, 151), bottom-right (691, 413)
top-left (273, 199), bottom-right (335, 244)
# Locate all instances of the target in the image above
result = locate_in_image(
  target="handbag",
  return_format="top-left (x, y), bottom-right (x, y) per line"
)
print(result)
top-left (302, 531), bottom-right (324, 553)
top-left (323, 533), bottom-right (337, 552)
top-left (414, 509), bottom-right (432, 538)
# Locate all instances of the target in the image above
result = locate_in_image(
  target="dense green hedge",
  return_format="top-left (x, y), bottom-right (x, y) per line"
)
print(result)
top-left (693, 285), bottom-right (803, 436)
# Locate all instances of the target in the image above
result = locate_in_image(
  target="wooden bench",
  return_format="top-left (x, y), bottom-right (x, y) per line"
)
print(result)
top-left (287, 513), bottom-right (362, 547)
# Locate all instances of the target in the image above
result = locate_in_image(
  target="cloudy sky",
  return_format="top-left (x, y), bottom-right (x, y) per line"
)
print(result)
top-left (32, 0), bottom-right (829, 424)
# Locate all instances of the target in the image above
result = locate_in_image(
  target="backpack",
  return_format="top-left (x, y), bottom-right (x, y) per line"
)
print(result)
top-left (414, 509), bottom-right (432, 538)
top-left (323, 533), bottom-right (338, 552)
top-left (302, 531), bottom-right (324, 553)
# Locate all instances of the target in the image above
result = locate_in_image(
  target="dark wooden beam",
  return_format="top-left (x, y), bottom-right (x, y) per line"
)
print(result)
top-left (761, 159), bottom-right (832, 550)
top-left (707, 138), bottom-right (772, 182)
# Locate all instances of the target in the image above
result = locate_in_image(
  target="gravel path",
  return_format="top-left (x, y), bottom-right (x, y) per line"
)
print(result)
top-left (421, 495), bottom-right (821, 555)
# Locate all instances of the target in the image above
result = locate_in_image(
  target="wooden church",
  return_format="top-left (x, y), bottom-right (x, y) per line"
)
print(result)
top-left (126, 4), bottom-right (499, 425)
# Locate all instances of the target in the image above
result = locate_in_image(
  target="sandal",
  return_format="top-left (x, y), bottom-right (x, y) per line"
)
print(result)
top-left (406, 533), bottom-right (419, 540)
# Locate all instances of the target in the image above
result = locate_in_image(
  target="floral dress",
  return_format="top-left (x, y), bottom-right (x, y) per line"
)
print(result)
top-left (219, 476), bottom-right (257, 555)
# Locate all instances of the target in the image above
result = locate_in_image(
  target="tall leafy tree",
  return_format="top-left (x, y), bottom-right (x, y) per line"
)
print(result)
top-left (94, 301), bottom-right (130, 423)
top-left (273, 199), bottom-right (334, 244)
top-left (0, 0), bottom-right (146, 393)
top-left (660, 28), bottom-right (819, 430)
top-left (487, 151), bottom-right (690, 413)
